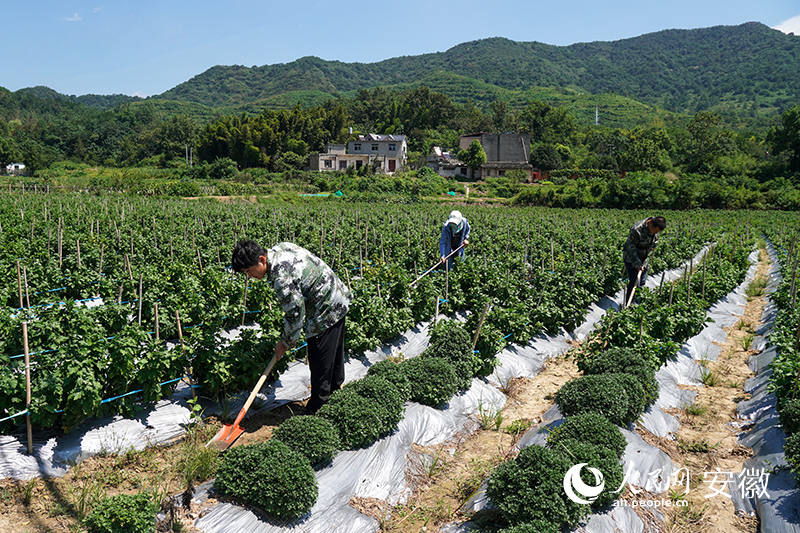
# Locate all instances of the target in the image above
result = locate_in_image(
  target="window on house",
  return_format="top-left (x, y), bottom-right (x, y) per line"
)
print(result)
top-left (356, 160), bottom-right (363, 169)
top-left (353, 143), bottom-right (361, 151)
top-left (324, 160), bottom-right (333, 168)
top-left (339, 161), bottom-right (347, 170)
top-left (371, 144), bottom-right (378, 151)
top-left (388, 144), bottom-right (396, 151)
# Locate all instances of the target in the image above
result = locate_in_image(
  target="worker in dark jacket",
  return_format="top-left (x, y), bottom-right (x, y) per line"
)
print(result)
top-left (622, 216), bottom-right (666, 306)
top-left (439, 210), bottom-right (470, 270)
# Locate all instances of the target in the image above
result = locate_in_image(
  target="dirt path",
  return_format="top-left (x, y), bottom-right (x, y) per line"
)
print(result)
top-left (652, 247), bottom-right (768, 533)
top-left (377, 248), bottom-right (771, 532)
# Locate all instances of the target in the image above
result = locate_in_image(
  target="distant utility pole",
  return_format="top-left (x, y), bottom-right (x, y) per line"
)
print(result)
top-left (595, 106), bottom-right (599, 126)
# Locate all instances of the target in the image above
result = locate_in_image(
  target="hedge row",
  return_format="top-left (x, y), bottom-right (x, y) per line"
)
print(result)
top-left (213, 319), bottom-right (478, 519)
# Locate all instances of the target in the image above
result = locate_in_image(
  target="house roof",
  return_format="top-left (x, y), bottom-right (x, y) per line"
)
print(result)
top-left (356, 134), bottom-right (407, 142)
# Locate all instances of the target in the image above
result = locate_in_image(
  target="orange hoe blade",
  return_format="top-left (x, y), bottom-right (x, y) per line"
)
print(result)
top-left (206, 353), bottom-right (279, 451)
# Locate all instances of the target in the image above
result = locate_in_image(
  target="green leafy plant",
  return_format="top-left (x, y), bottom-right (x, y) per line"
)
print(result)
top-left (272, 415), bottom-right (341, 467)
top-left (780, 398), bottom-right (800, 436)
top-left (575, 346), bottom-right (659, 410)
top-left (214, 440), bottom-right (317, 519)
top-left (343, 374), bottom-right (405, 435)
top-left (486, 444), bottom-right (588, 528)
top-left (366, 358), bottom-right (412, 401)
top-left (317, 388), bottom-right (388, 449)
top-left (423, 319), bottom-right (479, 391)
top-left (401, 356), bottom-right (459, 407)
top-left (554, 374), bottom-right (631, 426)
top-left (547, 412), bottom-right (628, 460)
top-left (83, 492), bottom-right (158, 533)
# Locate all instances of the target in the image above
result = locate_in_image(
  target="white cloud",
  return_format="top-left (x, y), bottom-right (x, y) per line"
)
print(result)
top-left (132, 91), bottom-right (149, 98)
top-left (65, 12), bottom-right (82, 22)
top-left (774, 14), bottom-right (800, 35)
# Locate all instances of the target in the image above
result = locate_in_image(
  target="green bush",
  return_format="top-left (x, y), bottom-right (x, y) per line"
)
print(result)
top-left (423, 319), bottom-right (479, 391)
top-left (401, 356), bottom-right (459, 407)
top-left (547, 412), bottom-right (628, 460)
top-left (343, 375), bottom-right (405, 434)
top-left (83, 492), bottom-right (158, 533)
top-left (785, 432), bottom-right (800, 484)
top-left (487, 444), bottom-right (588, 528)
top-left (779, 398), bottom-right (800, 435)
top-left (317, 388), bottom-right (388, 449)
top-left (366, 359), bottom-right (412, 401)
top-left (272, 415), bottom-right (341, 467)
top-left (214, 440), bottom-right (317, 519)
top-left (550, 438), bottom-right (624, 510)
top-left (575, 346), bottom-right (659, 410)
top-left (610, 373), bottom-right (647, 424)
top-left (554, 374), bottom-right (630, 426)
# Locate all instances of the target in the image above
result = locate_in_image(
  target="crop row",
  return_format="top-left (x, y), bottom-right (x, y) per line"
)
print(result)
top-left (0, 191), bottom-right (782, 433)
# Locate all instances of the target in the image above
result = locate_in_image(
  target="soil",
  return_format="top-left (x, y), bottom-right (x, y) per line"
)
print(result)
top-left (0, 249), bottom-right (771, 533)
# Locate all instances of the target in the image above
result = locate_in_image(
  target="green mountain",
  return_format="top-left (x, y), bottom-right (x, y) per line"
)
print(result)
top-left (157, 22), bottom-right (799, 122)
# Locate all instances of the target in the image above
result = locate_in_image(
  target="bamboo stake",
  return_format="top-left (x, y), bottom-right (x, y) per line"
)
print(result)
top-left (16, 260), bottom-right (23, 309)
top-left (137, 274), bottom-right (143, 326)
top-left (22, 266), bottom-right (30, 309)
top-left (176, 311), bottom-right (195, 399)
top-left (154, 303), bottom-right (160, 340)
top-left (23, 322), bottom-right (33, 455)
top-left (472, 303), bottom-right (491, 352)
top-left (242, 278), bottom-right (249, 326)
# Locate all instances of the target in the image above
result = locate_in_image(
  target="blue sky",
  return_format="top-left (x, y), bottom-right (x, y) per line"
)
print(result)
top-left (2, 1), bottom-right (799, 98)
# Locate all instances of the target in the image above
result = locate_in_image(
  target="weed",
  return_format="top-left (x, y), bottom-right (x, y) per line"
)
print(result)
top-left (474, 401), bottom-right (504, 431)
top-left (700, 367), bottom-right (721, 387)
top-left (667, 488), bottom-right (687, 503)
top-left (504, 418), bottom-right (533, 438)
top-left (216, 393), bottom-right (235, 421)
top-left (684, 401), bottom-right (708, 417)
top-left (746, 276), bottom-right (767, 298)
top-left (677, 437), bottom-right (719, 453)
top-left (676, 502), bottom-right (709, 526)
top-left (21, 478), bottom-right (36, 507)
top-left (739, 333), bottom-right (755, 352)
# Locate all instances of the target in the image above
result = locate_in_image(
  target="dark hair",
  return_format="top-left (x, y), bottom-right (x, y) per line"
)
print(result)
top-left (231, 240), bottom-right (267, 272)
top-left (650, 216), bottom-right (666, 230)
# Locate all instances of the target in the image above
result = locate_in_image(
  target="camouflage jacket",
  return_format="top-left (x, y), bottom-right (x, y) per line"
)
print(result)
top-left (267, 243), bottom-right (351, 348)
top-left (622, 218), bottom-right (659, 270)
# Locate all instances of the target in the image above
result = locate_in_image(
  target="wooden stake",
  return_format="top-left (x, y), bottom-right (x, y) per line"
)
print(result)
top-left (23, 322), bottom-right (33, 455)
top-left (176, 310), bottom-right (194, 399)
top-left (472, 303), bottom-right (491, 352)
top-left (137, 274), bottom-right (143, 326)
top-left (154, 303), bottom-right (160, 340)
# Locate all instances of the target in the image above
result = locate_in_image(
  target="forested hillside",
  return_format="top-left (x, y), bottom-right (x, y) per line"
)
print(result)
top-left (158, 22), bottom-right (799, 121)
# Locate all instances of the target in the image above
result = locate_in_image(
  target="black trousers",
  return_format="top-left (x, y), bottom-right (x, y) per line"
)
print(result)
top-left (305, 315), bottom-right (346, 415)
top-left (624, 261), bottom-right (647, 306)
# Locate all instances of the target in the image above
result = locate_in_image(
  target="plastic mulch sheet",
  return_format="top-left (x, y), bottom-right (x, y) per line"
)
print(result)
top-left (729, 245), bottom-right (800, 533)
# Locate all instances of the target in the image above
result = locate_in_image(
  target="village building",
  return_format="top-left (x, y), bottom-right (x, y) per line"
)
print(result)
top-left (310, 134), bottom-right (407, 174)
top-left (426, 147), bottom-right (467, 178)
top-left (5, 163), bottom-right (25, 176)
top-left (458, 133), bottom-right (534, 180)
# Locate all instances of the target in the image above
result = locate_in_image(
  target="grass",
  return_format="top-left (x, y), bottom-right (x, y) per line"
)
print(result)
top-left (700, 367), bottom-right (722, 387)
top-left (746, 276), bottom-right (767, 299)
top-left (677, 437), bottom-right (719, 454)
top-left (739, 332), bottom-right (755, 352)
top-left (684, 401), bottom-right (708, 417)
top-left (474, 400), bottom-right (504, 431)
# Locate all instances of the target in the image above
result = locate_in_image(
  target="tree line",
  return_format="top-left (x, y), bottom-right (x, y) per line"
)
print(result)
top-left (1, 84), bottom-right (799, 187)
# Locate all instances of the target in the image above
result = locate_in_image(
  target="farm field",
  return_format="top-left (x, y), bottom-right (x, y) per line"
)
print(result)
top-left (1, 189), bottom-right (799, 532)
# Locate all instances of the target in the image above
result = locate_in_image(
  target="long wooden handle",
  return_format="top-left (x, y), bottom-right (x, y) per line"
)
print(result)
top-left (410, 243), bottom-right (466, 287)
top-left (626, 265), bottom-right (645, 308)
top-left (230, 353), bottom-right (279, 427)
